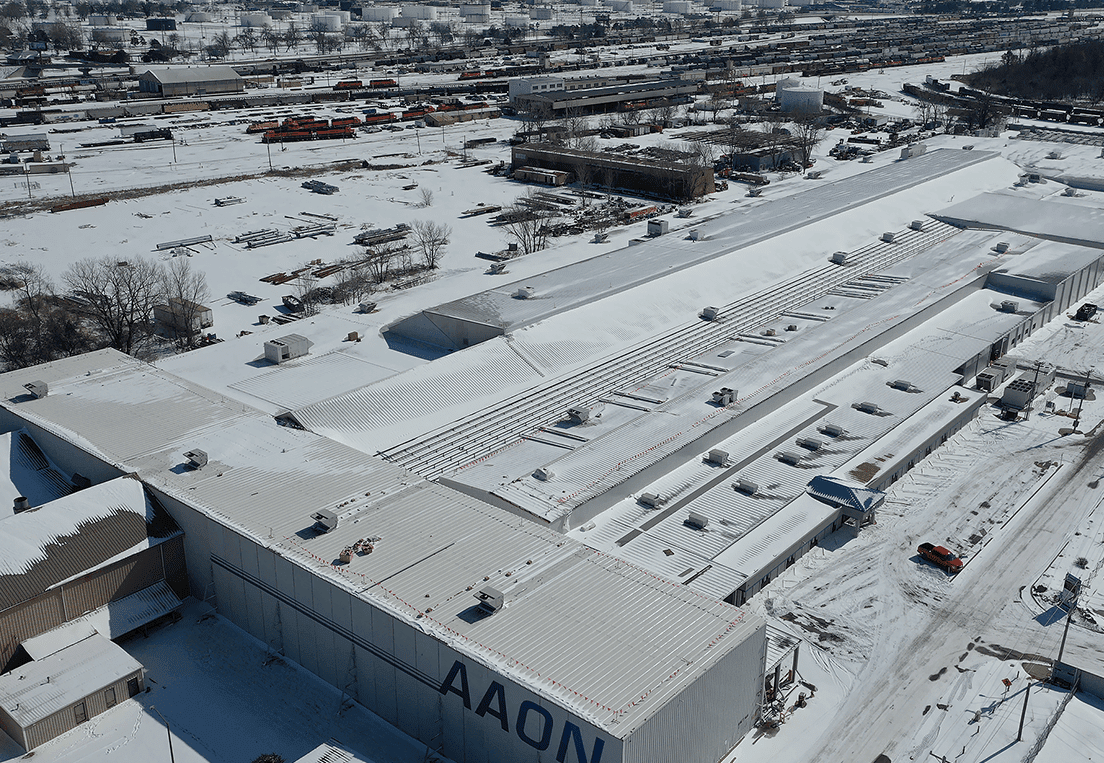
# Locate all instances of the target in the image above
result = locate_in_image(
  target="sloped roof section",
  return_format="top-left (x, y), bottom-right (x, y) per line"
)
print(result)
top-left (139, 66), bottom-right (242, 84)
top-left (805, 474), bottom-right (885, 513)
top-left (0, 477), bottom-right (180, 612)
top-left (0, 428), bottom-right (74, 518)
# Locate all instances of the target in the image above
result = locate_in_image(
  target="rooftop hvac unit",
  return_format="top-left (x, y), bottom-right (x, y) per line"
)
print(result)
top-left (889, 379), bottom-right (916, 392)
top-left (856, 401), bottom-right (883, 414)
top-left (647, 219), bottom-right (669, 237)
top-left (183, 449), bottom-right (208, 469)
top-left (796, 437), bottom-right (823, 451)
top-left (712, 387), bottom-right (736, 405)
top-left (909, 220), bottom-right (925, 231)
top-left (13, 496), bottom-right (30, 514)
top-left (685, 511), bottom-right (709, 530)
top-left (593, 232), bottom-right (609, 243)
top-left (475, 586), bottom-right (504, 614)
top-left (819, 422), bottom-right (846, 438)
top-left (1063, 186), bottom-right (1079, 197)
top-left (734, 478), bottom-right (758, 495)
top-left (705, 449), bottom-right (729, 466)
top-left (701, 306), bottom-right (720, 321)
top-left (829, 251), bottom-right (849, 265)
top-left (993, 242), bottom-right (1010, 253)
top-left (677, 207), bottom-right (694, 218)
top-left (688, 229), bottom-right (701, 241)
top-left (357, 301), bottom-right (377, 313)
top-left (567, 406), bottom-right (591, 423)
top-left (881, 232), bottom-right (896, 243)
top-left (311, 508), bottom-right (338, 533)
top-left (533, 467), bottom-right (553, 481)
top-left (23, 380), bottom-right (48, 398)
top-left (1000, 300), bottom-right (1019, 313)
top-left (776, 451), bottom-right (803, 465)
top-left (515, 286), bottom-right (535, 299)
top-left (638, 492), bottom-right (663, 507)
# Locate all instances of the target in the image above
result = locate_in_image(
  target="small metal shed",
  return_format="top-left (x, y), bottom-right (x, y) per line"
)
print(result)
top-left (0, 633), bottom-right (144, 750)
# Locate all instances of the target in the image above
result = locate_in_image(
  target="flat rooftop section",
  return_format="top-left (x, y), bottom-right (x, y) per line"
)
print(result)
top-left (934, 191), bottom-right (1104, 249)
top-left (0, 351), bottom-right (761, 737)
top-left (391, 149), bottom-right (1000, 348)
top-left (0, 633), bottom-right (143, 728)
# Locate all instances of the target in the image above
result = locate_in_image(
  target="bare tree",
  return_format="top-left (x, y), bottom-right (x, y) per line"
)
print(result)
top-left (63, 256), bottom-right (162, 357)
top-left (283, 22), bottom-right (299, 52)
top-left (10, 262), bottom-right (53, 325)
top-left (159, 257), bottom-right (211, 349)
top-left (418, 187), bottom-right (434, 207)
top-left (792, 117), bottom-right (824, 171)
top-left (333, 258), bottom-right (373, 305)
top-left (261, 25), bottom-right (281, 54)
top-left (500, 193), bottom-right (556, 257)
top-left (411, 220), bottom-right (451, 269)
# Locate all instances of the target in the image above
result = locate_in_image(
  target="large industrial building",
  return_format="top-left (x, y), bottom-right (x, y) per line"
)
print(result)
top-left (137, 66), bottom-right (245, 97)
top-left (5, 145), bottom-right (1104, 761)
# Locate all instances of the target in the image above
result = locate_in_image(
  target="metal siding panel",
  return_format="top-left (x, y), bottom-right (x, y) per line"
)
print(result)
top-left (0, 592), bottom-right (65, 667)
top-left (280, 601), bottom-right (301, 664)
top-left (308, 576), bottom-right (337, 685)
top-left (161, 535), bottom-right (189, 599)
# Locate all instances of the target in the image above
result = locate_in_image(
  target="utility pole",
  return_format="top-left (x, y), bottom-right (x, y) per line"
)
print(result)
top-left (1073, 367), bottom-right (1092, 433)
top-left (1016, 683), bottom-right (1031, 742)
top-left (150, 706), bottom-right (176, 763)
top-left (267, 140), bottom-right (272, 171)
top-left (1053, 572), bottom-right (1082, 681)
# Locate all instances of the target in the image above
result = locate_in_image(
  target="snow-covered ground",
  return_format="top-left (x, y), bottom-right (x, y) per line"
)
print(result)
top-left (0, 599), bottom-right (434, 763)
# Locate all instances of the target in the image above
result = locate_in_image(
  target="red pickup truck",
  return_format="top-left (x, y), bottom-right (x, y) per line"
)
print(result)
top-left (918, 543), bottom-right (963, 573)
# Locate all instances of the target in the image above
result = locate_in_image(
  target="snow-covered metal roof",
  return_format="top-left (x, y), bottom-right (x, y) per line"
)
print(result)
top-left (0, 351), bottom-right (763, 737)
top-left (0, 429), bottom-right (73, 518)
top-left (0, 476), bottom-right (179, 612)
top-left (935, 192), bottom-right (1104, 250)
top-left (139, 66), bottom-right (242, 84)
top-left (392, 148), bottom-right (999, 344)
top-left (0, 633), bottom-right (143, 729)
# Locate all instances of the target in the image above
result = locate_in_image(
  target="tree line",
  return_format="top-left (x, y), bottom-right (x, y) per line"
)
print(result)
top-left (968, 40), bottom-right (1104, 102)
top-left (0, 256), bottom-right (209, 371)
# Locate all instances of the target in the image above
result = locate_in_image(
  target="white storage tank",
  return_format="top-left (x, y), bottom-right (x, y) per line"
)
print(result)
top-left (311, 12), bottom-right (343, 30)
top-left (710, 0), bottom-right (742, 9)
top-left (185, 11), bottom-right (213, 22)
top-left (241, 12), bottom-right (272, 27)
top-left (505, 13), bottom-right (530, 27)
top-left (531, 6), bottom-right (554, 19)
top-left (608, 0), bottom-right (633, 10)
top-left (760, 0), bottom-right (787, 7)
top-left (459, 3), bottom-right (491, 20)
top-left (401, 4), bottom-right (438, 19)
top-left (776, 78), bottom-right (824, 114)
top-left (663, 0), bottom-right (693, 13)
top-left (88, 14), bottom-right (117, 25)
top-left (362, 5), bottom-right (398, 21)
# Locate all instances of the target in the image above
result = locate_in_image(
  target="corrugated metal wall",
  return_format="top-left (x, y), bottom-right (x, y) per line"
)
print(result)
top-left (23, 670), bottom-right (143, 750)
top-left (207, 523), bottom-right (624, 763)
top-left (0, 703), bottom-right (27, 749)
top-left (0, 541), bottom-right (184, 668)
top-left (624, 621), bottom-right (766, 763)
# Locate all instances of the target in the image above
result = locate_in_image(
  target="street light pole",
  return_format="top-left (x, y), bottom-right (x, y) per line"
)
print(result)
top-left (150, 706), bottom-right (176, 763)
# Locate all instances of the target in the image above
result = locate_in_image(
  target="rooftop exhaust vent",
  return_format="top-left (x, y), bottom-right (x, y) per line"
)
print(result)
top-left (567, 406), bottom-right (591, 424)
top-left (734, 478), bottom-right (758, 496)
top-left (183, 449), bottom-right (208, 469)
top-left (819, 423), bottom-right (846, 438)
top-left (23, 381), bottom-right (48, 399)
top-left (311, 509), bottom-right (338, 534)
top-left (776, 451), bottom-right (804, 466)
top-left (881, 232), bottom-right (896, 243)
top-left (638, 492), bottom-right (663, 508)
top-left (515, 286), bottom-right (535, 299)
top-left (993, 242), bottom-right (1010, 253)
top-left (1000, 300), bottom-right (1019, 313)
top-left (705, 449), bottom-right (729, 466)
top-left (829, 251), bottom-right (849, 265)
top-left (909, 220), bottom-right (925, 231)
top-left (13, 496), bottom-right (30, 514)
top-left (533, 467), bottom-right (553, 481)
top-left (889, 379), bottom-right (917, 392)
top-left (685, 512), bottom-right (709, 530)
top-left (796, 437), bottom-right (823, 451)
top-left (701, 306), bottom-right (720, 321)
top-left (856, 401), bottom-right (884, 415)
top-left (475, 586), bottom-right (504, 614)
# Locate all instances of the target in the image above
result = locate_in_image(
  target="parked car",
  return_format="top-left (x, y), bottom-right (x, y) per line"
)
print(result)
top-left (917, 542), bottom-right (963, 573)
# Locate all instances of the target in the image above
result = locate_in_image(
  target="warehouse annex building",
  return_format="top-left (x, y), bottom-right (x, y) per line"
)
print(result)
top-left (137, 66), bottom-right (244, 97)
top-left (0, 352), bottom-right (767, 763)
